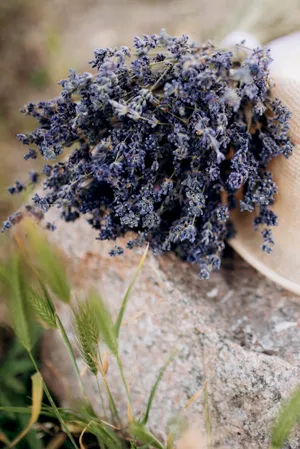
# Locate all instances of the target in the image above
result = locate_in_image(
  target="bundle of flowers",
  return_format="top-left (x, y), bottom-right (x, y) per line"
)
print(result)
top-left (4, 30), bottom-right (293, 278)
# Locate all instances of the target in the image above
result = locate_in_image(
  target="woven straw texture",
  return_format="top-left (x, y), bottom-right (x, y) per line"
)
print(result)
top-left (230, 33), bottom-right (300, 294)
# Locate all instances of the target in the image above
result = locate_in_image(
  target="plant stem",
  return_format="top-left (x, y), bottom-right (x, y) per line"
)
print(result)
top-left (102, 376), bottom-right (121, 424)
top-left (97, 352), bottom-right (121, 424)
top-left (28, 350), bottom-right (79, 449)
top-left (116, 354), bottom-right (133, 419)
top-left (55, 313), bottom-right (87, 400)
top-left (96, 374), bottom-right (107, 420)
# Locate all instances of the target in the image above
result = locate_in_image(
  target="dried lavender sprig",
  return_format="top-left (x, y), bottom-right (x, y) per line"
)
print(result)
top-left (5, 30), bottom-right (293, 278)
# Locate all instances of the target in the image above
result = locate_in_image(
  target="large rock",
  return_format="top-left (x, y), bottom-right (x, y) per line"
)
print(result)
top-left (40, 211), bottom-right (300, 449)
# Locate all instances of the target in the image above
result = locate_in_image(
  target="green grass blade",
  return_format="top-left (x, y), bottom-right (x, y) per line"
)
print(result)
top-left (1, 376), bottom-right (25, 394)
top-left (116, 354), bottom-right (133, 419)
top-left (4, 254), bottom-right (34, 351)
top-left (0, 260), bottom-right (11, 284)
top-left (22, 220), bottom-right (71, 303)
top-left (8, 372), bottom-right (43, 448)
top-left (90, 292), bottom-right (118, 356)
top-left (55, 313), bottom-right (87, 398)
top-left (87, 293), bottom-right (122, 421)
top-left (0, 406), bottom-right (33, 414)
top-left (0, 360), bottom-right (33, 377)
top-left (27, 351), bottom-right (79, 449)
top-left (0, 390), bottom-right (16, 420)
top-left (19, 413), bottom-right (43, 449)
top-left (89, 422), bottom-right (122, 449)
top-left (115, 245), bottom-right (149, 338)
top-left (95, 359), bottom-right (121, 424)
top-left (130, 422), bottom-right (164, 449)
top-left (142, 353), bottom-right (175, 425)
top-left (270, 387), bottom-right (300, 448)
top-left (0, 405), bottom-right (93, 423)
top-left (130, 442), bottom-right (138, 449)
top-left (0, 405), bottom-right (90, 421)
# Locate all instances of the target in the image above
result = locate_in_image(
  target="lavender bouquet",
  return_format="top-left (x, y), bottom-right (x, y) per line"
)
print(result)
top-left (4, 30), bottom-right (293, 278)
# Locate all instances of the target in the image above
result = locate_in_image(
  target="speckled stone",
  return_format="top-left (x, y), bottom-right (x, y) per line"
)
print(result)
top-left (40, 209), bottom-right (300, 449)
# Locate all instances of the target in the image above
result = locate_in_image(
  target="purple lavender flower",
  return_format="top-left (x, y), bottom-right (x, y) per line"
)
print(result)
top-left (3, 30), bottom-right (293, 278)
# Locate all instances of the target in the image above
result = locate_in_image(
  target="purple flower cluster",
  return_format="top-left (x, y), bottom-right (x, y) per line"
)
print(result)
top-left (5, 30), bottom-right (293, 278)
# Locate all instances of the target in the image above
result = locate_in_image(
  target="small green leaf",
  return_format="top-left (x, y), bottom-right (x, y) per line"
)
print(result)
top-left (271, 387), bottom-right (300, 448)
top-left (90, 292), bottom-right (118, 356)
top-left (115, 245), bottom-right (149, 338)
top-left (130, 422), bottom-right (164, 449)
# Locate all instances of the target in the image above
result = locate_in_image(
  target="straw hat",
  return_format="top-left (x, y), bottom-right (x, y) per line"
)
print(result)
top-left (223, 32), bottom-right (300, 294)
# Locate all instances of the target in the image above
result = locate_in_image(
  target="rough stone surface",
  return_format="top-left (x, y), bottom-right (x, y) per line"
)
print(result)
top-left (38, 209), bottom-right (300, 449)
